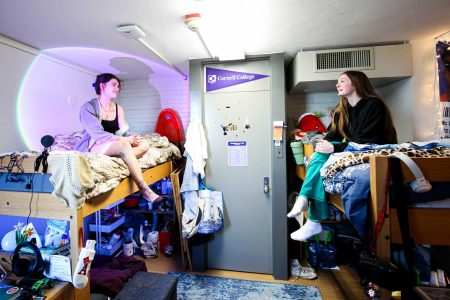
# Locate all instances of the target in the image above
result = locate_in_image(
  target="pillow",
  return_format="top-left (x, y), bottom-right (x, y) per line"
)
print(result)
top-left (51, 132), bottom-right (83, 151)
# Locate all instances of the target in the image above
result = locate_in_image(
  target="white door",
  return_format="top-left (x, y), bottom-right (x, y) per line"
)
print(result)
top-left (204, 90), bottom-right (272, 273)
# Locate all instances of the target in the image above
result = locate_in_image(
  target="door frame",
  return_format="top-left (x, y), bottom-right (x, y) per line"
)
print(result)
top-left (188, 54), bottom-right (288, 279)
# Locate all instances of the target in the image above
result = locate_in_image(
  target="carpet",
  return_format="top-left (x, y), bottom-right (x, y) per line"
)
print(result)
top-left (169, 272), bottom-right (323, 300)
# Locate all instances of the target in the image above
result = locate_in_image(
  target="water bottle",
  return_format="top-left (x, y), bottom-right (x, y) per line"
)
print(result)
top-left (167, 178), bottom-right (173, 195)
top-left (142, 220), bottom-right (152, 243)
top-left (161, 178), bottom-right (168, 195)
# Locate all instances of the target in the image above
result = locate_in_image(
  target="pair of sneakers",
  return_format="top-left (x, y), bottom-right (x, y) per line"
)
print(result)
top-left (290, 258), bottom-right (317, 280)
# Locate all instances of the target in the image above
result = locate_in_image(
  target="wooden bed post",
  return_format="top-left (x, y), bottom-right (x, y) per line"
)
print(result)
top-left (69, 208), bottom-right (90, 299)
top-left (170, 167), bottom-right (192, 271)
top-left (369, 156), bottom-right (391, 262)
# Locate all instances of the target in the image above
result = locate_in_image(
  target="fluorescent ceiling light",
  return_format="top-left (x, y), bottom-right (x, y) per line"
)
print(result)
top-left (116, 24), bottom-right (187, 79)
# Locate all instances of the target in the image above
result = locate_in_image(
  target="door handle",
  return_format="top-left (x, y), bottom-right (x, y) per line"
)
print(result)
top-left (263, 177), bottom-right (270, 193)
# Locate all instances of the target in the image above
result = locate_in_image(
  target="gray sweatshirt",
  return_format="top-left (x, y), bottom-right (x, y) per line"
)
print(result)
top-left (73, 98), bottom-right (121, 152)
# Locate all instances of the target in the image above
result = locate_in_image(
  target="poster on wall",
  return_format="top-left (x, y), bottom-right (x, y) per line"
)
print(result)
top-left (436, 41), bottom-right (450, 138)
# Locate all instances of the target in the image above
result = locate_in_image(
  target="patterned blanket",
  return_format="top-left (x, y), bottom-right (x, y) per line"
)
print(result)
top-left (321, 144), bottom-right (450, 238)
top-left (1, 135), bottom-right (181, 209)
top-left (323, 146), bottom-right (450, 180)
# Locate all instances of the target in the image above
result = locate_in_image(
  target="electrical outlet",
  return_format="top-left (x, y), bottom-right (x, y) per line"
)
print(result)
top-left (275, 146), bottom-right (283, 158)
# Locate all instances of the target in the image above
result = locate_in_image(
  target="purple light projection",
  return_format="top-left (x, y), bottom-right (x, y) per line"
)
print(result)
top-left (17, 47), bottom-right (189, 150)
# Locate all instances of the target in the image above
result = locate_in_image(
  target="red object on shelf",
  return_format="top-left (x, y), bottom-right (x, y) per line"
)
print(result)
top-left (155, 109), bottom-right (185, 144)
top-left (124, 196), bottom-right (139, 208)
top-left (298, 113), bottom-right (326, 133)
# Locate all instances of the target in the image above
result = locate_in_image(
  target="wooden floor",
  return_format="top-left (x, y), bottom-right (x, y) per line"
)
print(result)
top-left (140, 252), bottom-right (366, 300)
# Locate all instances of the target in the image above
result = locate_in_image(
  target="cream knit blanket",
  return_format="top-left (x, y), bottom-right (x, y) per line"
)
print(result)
top-left (47, 135), bottom-right (181, 209)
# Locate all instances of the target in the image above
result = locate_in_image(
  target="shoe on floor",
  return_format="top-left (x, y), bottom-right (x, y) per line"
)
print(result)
top-left (290, 259), bottom-right (301, 277)
top-left (290, 219), bottom-right (322, 241)
top-left (290, 259), bottom-right (317, 280)
top-left (296, 266), bottom-right (318, 280)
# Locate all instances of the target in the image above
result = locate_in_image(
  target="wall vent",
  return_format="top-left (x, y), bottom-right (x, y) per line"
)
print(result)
top-left (313, 47), bottom-right (374, 72)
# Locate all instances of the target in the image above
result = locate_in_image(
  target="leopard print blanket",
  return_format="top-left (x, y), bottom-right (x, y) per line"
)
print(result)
top-left (323, 146), bottom-right (450, 179)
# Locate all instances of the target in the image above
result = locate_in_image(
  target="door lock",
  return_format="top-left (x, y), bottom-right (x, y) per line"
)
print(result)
top-left (263, 177), bottom-right (270, 193)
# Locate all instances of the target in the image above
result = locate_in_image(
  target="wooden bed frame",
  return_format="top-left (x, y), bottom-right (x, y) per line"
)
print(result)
top-left (297, 155), bottom-right (450, 260)
top-left (0, 158), bottom-right (174, 299)
top-left (297, 155), bottom-right (450, 298)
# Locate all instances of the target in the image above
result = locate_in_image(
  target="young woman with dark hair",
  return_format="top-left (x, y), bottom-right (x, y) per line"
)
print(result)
top-left (74, 73), bottom-right (163, 203)
top-left (287, 70), bottom-right (397, 241)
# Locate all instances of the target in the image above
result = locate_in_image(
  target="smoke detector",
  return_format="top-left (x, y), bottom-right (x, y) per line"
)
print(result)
top-left (185, 13), bottom-right (202, 32)
top-left (116, 25), bottom-right (146, 39)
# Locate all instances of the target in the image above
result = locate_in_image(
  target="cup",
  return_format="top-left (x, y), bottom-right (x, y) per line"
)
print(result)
top-left (123, 240), bottom-right (134, 256)
top-left (290, 141), bottom-right (304, 165)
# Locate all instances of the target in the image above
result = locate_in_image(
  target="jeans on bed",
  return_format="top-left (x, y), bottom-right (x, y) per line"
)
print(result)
top-left (300, 152), bottom-right (330, 221)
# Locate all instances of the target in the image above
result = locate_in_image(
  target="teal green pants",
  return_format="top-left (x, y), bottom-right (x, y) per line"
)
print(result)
top-left (299, 152), bottom-right (330, 221)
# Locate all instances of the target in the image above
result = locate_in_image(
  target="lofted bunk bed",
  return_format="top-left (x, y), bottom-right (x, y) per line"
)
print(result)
top-left (0, 132), bottom-right (182, 299)
top-left (295, 143), bottom-right (450, 298)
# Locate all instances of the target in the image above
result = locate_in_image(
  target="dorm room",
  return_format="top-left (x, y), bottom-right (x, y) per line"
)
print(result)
top-left (2, 1), bottom-right (450, 299)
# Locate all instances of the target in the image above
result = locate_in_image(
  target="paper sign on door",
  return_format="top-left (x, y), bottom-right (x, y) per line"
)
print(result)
top-left (227, 141), bottom-right (248, 167)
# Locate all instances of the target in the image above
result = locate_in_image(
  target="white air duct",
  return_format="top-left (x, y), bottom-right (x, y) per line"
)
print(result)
top-left (289, 44), bottom-right (413, 93)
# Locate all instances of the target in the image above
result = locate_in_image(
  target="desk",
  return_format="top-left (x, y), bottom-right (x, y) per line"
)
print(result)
top-left (0, 160), bottom-right (174, 300)
top-left (1, 279), bottom-right (73, 300)
top-left (0, 252), bottom-right (74, 300)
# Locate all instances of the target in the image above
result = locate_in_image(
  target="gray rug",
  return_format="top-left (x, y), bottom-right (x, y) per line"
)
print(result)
top-left (169, 272), bottom-right (322, 300)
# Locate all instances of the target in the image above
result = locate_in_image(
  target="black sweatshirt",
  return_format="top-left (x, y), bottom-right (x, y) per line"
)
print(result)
top-left (324, 97), bottom-right (390, 152)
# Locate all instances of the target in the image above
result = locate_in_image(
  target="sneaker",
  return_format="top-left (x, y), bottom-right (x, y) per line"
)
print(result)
top-left (295, 266), bottom-right (318, 280)
top-left (290, 259), bottom-right (301, 277)
top-left (290, 259), bottom-right (317, 280)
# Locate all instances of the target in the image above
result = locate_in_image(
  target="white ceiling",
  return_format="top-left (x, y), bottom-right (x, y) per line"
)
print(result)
top-left (1, 0), bottom-right (450, 80)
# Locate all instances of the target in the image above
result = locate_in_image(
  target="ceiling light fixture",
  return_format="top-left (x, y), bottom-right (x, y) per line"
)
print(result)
top-left (116, 24), bottom-right (187, 80)
top-left (185, 13), bottom-right (216, 59)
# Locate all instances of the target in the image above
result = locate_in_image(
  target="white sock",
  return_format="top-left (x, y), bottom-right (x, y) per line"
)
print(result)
top-left (294, 214), bottom-right (304, 227)
top-left (72, 240), bottom-right (96, 289)
top-left (287, 196), bottom-right (308, 218)
top-left (290, 220), bottom-right (322, 241)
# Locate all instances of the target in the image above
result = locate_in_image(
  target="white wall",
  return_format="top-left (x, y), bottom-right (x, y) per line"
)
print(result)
top-left (0, 36), bottom-right (190, 152)
top-left (117, 77), bottom-right (189, 134)
top-left (374, 39), bottom-right (443, 142)
top-left (378, 79), bottom-right (413, 143)
top-left (410, 38), bottom-right (442, 141)
top-left (286, 91), bottom-right (337, 130)
top-left (117, 79), bottom-right (162, 134)
top-left (0, 37), bottom-right (96, 151)
top-left (0, 41), bottom-right (35, 152)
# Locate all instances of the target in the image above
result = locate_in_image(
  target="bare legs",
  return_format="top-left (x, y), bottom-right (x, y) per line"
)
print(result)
top-left (132, 139), bottom-right (150, 159)
top-left (90, 138), bottom-right (163, 203)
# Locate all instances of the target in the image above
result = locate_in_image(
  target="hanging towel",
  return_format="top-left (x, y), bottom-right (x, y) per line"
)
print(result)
top-left (184, 120), bottom-right (208, 178)
top-left (180, 121), bottom-right (209, 238)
